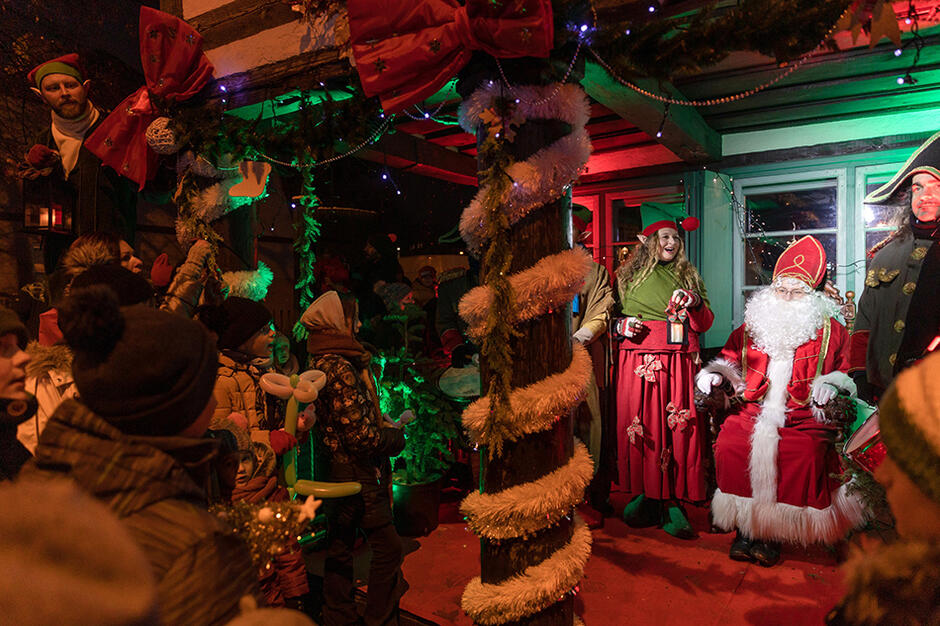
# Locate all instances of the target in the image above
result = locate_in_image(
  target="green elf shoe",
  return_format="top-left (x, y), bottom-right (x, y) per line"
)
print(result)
top-left (623, 494), bottom-right (662, 528)
top-left (662, 503), bottom-right (695, 539)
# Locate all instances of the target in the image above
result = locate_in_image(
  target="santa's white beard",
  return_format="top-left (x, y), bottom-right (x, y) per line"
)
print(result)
top-left (744, 287), bottom-right (828, 359)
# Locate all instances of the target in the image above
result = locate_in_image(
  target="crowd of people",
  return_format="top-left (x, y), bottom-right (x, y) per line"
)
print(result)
top-left (1, 52), bottom-right (937, 625)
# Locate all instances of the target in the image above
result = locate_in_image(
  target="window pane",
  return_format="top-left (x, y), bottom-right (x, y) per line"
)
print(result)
top-left (611, 200), bottom-right (642, 243)
top-left (745, 186), bottom-right (837, 233)
top-left (863, 181), bottom-right (902, 228)
top-left (744, 233), bottom-right (837, 287)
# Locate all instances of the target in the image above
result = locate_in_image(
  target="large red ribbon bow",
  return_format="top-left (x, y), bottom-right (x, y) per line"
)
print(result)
top-left (85, 7), bottom-right (214, 190)
top-left (348, 0), bottom-right (554, 114)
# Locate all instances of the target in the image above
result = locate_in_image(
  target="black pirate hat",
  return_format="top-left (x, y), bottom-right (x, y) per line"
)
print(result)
top-left (865, 130), bottom-right (940, 204)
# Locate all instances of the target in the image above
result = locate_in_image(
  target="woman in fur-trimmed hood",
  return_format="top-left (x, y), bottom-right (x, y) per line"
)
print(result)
top-left (301, 290), bottom-right (407, 625)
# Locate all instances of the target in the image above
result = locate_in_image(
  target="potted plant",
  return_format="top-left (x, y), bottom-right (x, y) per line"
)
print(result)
top-left (375, 302), bottom-right (461, 536)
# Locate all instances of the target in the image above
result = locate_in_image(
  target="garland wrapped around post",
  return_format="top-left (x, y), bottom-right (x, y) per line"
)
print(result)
top-left (456, 79), bottom-right (594, 625)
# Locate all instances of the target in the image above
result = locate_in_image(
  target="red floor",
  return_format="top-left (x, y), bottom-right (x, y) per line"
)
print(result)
top-left (397, 492), bottom-right (847, 625)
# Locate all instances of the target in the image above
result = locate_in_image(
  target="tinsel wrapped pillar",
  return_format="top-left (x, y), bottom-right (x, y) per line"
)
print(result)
top-left (455, 63), bottom-right (595, 625)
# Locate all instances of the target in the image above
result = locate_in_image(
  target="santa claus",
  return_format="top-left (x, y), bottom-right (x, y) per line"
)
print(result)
top-left (696, 236), bottom-right (867, 566)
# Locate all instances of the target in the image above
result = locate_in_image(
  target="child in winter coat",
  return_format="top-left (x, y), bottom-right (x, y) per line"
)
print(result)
top-left (229, 431), bottom-right (310, 609)
top-left (27, 285), bottom-right (258, 625)
top-left (301, 290), bottom-right (407, 626)
top-left (205, 297), bottom-right (294, 453)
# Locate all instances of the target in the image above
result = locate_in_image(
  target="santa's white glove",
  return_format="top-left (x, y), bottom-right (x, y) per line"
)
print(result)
top-left (615, 317), bottom-right (644, 339)
top-left (572, 326), bottom-right (595, 345)
top-left (812, 382), bottom-right (839, 406)
top-left (669, 289), bottom-right (701, 309)
top-left (696, 372), bottom-right (723, 395)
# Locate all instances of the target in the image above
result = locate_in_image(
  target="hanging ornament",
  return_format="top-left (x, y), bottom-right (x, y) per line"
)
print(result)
top-left (144, 117), bottom-right (182, 154)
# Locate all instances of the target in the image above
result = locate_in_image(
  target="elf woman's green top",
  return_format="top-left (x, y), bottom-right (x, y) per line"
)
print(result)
top-left (619, 261), bottom-right (710, 321)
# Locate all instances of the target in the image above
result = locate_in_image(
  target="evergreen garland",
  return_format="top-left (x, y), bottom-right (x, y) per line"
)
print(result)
top-left (552, 0), bottom-right (853, 81)
top-left (476, 99), bottom-right (521, 457)
top-left (294, 165), bottom-right (322, 312)
top-left (166, 87), bottom-right (382, 170)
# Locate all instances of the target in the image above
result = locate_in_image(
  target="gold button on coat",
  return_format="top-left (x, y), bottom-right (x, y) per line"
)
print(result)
top-left (894, 320), bottom-right (906, 333)
top-left (902, 282), bottom-right (917, 295)
top-left (889, 353), bottom-right (897, 365)
top-left (912, 247), bottom-right (928, 260)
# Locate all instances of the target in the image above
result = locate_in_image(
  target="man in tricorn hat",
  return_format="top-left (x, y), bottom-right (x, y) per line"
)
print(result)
top-left (849, 130), bottom-right (940, 403)
top-left (697, 236), bottom-right (866, 566)
top-left (23, 54), bottom-right (137, 270)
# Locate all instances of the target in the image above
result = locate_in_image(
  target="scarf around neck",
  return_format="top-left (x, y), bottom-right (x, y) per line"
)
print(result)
top-left (306, 331), bottom-right (372, 370)
top-left (51, 102), bottom-right (98, 178)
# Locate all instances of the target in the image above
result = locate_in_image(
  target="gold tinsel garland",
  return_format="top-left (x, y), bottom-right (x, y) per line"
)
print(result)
top-left (461, 514), bottom-right (593, 625)
top-left (461, 442), bottom-right (595, 541)
top-left (211, 497), bottom-right (319, 571)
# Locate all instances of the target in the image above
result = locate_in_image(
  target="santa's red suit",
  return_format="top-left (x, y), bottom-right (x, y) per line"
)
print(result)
top-left (700, 237), bottom-right (867, 545)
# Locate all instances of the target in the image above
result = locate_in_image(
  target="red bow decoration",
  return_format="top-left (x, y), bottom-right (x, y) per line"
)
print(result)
top-left (348, 0), bottom-right (554, 114)
top-left (634, 354), bottom-right (663, 383)
top-left (85, 7), bottom-right (214, 190)
top-left (666, 402), bottom-right (691, 432)
top-left (626, 416), bottom-right (645, 446)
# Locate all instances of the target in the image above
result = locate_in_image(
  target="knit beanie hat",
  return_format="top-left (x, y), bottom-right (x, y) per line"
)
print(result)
top-left (0, 306), bottom-right (27, 349)
top-left (214, 297), bottom-right (272, 351)
top-left (70, 264), bottom-right (155, 306)
top-left (58, 285), bottom-right (219, 436)
top-left (877, 349), bottom-right (940, 505)
top-left (0, 478), bottom-right (158, 625)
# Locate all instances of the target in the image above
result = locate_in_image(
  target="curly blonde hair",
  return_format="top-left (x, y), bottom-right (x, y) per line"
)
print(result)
top-left (616, 233), bottom-right (704, 298)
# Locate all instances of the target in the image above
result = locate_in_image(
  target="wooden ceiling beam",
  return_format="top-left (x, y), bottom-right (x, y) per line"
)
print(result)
top-left (359, 131), bottom-right (478, 186)
top-left (581, 61), bottom-right (721, 164)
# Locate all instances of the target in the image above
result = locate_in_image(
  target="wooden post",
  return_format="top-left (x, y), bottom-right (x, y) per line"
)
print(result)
top-left (463, 57), bottom-right (579, 625)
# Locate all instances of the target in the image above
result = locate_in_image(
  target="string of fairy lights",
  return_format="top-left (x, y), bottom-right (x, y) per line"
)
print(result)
top-left (708, 171), bottom-right (872, 289)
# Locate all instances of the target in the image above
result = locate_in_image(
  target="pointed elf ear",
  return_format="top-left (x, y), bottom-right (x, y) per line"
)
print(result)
top-left (82, 79), bottom-right (91, 92)
top-left (637, 234), bottom-right (648, 245)
top-left (30, 86), bottom-right (42, 99)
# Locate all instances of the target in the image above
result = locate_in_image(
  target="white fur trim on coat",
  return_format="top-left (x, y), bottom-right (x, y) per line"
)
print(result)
top-left (699, 358), bottom-right (745, 394)
top-left (711, 484), bottom-right (868, 545)
top-left (221, 261), bottom-right (273, 302)
top-left (746, 352), bottom-right (793, 510)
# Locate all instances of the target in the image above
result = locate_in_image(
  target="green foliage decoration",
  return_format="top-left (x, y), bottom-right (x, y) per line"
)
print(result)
top-left (294, 164), bottom-right (322, 316)
top-left (375, 302), bottom-right (461, 485)
top-left (162, 87), bottom-right (382, 292)
top-left (474, 98), bottom-right (520, 458)
top-left (552, 0), bottom-right (853, 82)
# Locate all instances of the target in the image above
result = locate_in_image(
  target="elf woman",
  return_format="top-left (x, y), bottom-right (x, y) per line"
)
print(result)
top-left (615, 203), bottom-right (713, 538)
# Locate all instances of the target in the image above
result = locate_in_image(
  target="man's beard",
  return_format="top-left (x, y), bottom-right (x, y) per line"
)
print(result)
top-left (53, 99), bottom-right (89, 120)
top-left (744, 286), bottom-right (828, 358)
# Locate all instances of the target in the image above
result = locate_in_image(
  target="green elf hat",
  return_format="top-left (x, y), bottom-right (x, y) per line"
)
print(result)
top-left (878, 349), bottom-right (940, 505)
top-left (639, 202), bottom-right (700, 238)
top-left (865, 129), bottom-right (940, 204)
top-left (28, 53), bottom-right (84, 89)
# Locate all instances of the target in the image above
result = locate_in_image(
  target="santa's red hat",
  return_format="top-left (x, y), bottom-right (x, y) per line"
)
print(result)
top-left (772, 235), bottom-right (827, 289)
top-left (28, 53), bottom-right (85, 89)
